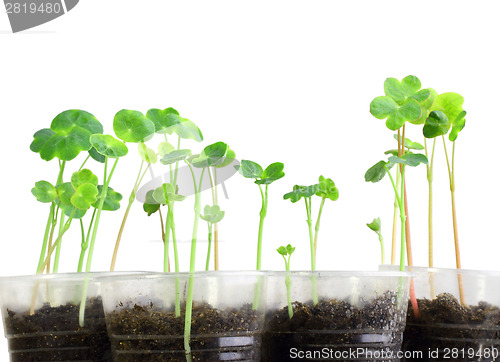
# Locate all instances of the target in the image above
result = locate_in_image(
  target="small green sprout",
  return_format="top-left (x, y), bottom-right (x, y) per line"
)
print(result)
top-left (110, 109), bottom-right (156, 271)
top-left (277, 244), bottom-right (295, 319)
top-left (30, 110), bottom-right (104, 275)
top-left (283, 176), bottom-right (338, 272)
top-left (366, 217), bottom-right (384, 264)
top-left (236, 160), bottom-right (285, 271)
top-left (200, 205), bottom-right (225, 271)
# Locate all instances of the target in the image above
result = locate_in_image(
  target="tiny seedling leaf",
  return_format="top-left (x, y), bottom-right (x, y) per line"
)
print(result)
top-left (393, 134), bottom-right (424, 150)
top-left (71, 169), bottom-right (98, 190)
top-left (92, 186), bottom-right (122, 211)
top-left (71, 183), bottom-right (99, 210)
top-left (236, 160), bottom-right (264, 179)
top-left (138, 143), bottom-right (158, 164)
top-left (364, 161), bottom-right (393, 183)
top-left (200, 205), bottom-right (225, 224)
top-left (113, 109), bottom-right (155, 143)
top-left (158, 142), bottom-right (175, 157)
top-left (90, 134), bottom-right (129, 158)
top-left (34, 110), bottom-right (103, 161)
top-left (316, 176), bottom-right (339, 201)
top-left (192, 142), bottom-right (228, 168)
top-left (423, 111), bottom-right (450, 138)
top-left (143, 190), bottom-right (161, 215)
top-left (32, 181), bottom-right (57, 203)
top-left (160, 149), bottom-right (192, 165)
top-left (256, 162), bottom-right (285, 185)
top-left (146, 108), bottom-right (181, 135)
top-left (366, 217), bottom-right (382, 234)
top-left (449, 110), bottom-right (466, 142)
top-left (284, 184), bottom-right (319, 203)
top-left (388, 153), bottom-right (429, 167)
top-left (171, 118), bottom-right (203, 142)
top-left (57, 182), bottom-right (75, 206)
top-left (214, 148), bottom-right (236, 168)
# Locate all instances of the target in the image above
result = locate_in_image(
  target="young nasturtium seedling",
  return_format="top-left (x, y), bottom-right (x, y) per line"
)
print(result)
top-left (30, 109), bottom-right (103, 274)
top-left (364, 152), bottom-right (428, 270)
top-left (277, 244), bottom-right (295, 319)
top-left (200, 205), bottom-right (225, 271)
top-left (283, 175), bottom-right (338, 272)
top-left (422, 91), bottom-right (467, 305)
top-left (236, 160), bottom-right (285, 270)
top-left (36, 169), bottom-right (100, 273)
top-left (370, 75), bottom-right (436, 268)
top-left (147, 107), bottom-right (203, 279)
top-left (366, 217), bottom-right (385, 264)
top-left (194, 142), bottom-right (235, 270)
top-left (181, 142), bottom-right (229, 361)
top-left (110, 109), bottom-right (156, 271)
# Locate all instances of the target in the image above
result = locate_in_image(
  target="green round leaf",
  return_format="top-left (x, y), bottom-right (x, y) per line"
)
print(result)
top-left (449, 111), bottom-right (466, 142)
top-left (30, 128), bottom-right (55, 153)
top-left (146, 108), bottom-right (181, 135)
top-left (431, 93), bottom-right (465, 126)
top-left (316, 176), bottom-right (339, 201)
top-left (90, 134), bottom-right (128, 158)
top-left (160, 149), bottom-right (192, 165)
top-left (152, 183), bottom-right (186, 204)
top-left (71, 183), bottom-right (99, 210)
top-left (60, 203), bottom-right (87, 219)
top-left (32, 181), bottom-right (57, 203)
top-left (92, 185), bottom-right (122, 211)
top-left (277, 246), bottom-right (288, 256)
top-left (388, 153), bottom-right (428, 167)
top-left (200, 205), bottom-right (225, 224)
top-left (138, 143), bottom-right (157, 164)
top-left (283, 184), bottom-right (319, 203)
top-left (215, 148), bottom-right (236, 168)
top-left (423, 111), bottom-right (450, 138)
top-left (89, 147), bottom-right (105, 163)
top-left (113, 109), bottom-right (155, 143)
top-left (71, 169), bottom-right (98, 190)
top-left (143, 190), bottom-right (161, 215)
top-left (236, 160), bottom-right (264, 179)
top-left (384, 76), bottom-right (421, 105)
top-left (158, 142), bottom-right (175, 157)
top-left (192, 142), bottom-right (228, 168)
top-left (36, 110), bottom-right (103, 161)
top-left (172, 118), bottom-right (203, 142)
top-left (386, 99), bottom-right (422, 130)
top-left (57, 182), bottom-right (75, 206)
top-left (256, 162), bottom-right (285, 185)
top-left (367, 217), bottom-right (381, 234)
top-left (393, 134), bottom-right (424, 150)
top-left (364, 161), bottom-right (393, 183)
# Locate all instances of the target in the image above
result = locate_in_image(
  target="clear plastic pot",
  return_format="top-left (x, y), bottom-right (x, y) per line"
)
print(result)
top-left (381, 266), bottom-right (500, 362)
top-left (100, 271), bottom-right (267, 361)
top-left (263, 271), bottom-right (411, 362)
top-left (0, 272), bottom-right (112, 362)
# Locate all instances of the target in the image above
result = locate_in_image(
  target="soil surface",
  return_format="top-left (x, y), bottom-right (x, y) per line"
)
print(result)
top-left (106, 300), bottom-right (264, 361)
top-left (4, 297), bottom-right (111, 361)
top-left (405, 293), bottom-right (500, 361)
top-left (262, 291), bottom-right (407, 361)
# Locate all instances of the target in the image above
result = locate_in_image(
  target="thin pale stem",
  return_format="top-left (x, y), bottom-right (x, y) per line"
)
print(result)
top-left (378, 233), bottom-right (385, 264)
top-left (213, 168), bottom-right (219, 271)
top-left (256, 184), bottom-right (267, 270)
top-left (205, 223), bottom-right (213, 271)
top-left (36, 203), bottom-right (55, 274)
top-left (313, 197), bottom-right (326, 259)
top-left (391, 169), bottom-right (400, 265)
top-left (52, 213), bottom-right (66, 273)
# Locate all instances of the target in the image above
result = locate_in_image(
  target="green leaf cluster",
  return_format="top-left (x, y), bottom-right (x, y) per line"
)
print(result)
top-left (30, 110), bottom-right (103, 161)
top-left (277, 244), bottom-right (295, 257)
top-left (200, 205), bottom-right (225, 224)
top-left (237, 160), bottom-right (285, 185)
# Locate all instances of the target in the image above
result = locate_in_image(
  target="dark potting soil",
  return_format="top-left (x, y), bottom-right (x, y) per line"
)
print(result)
top-left (4, 297), bottom-right (111, 362)
top-left (405, 293), bottom-right (500, 361)
top-left (262, 291), bottom-right (407, 362)
top-left (107, 301), bottom-right (264, 361)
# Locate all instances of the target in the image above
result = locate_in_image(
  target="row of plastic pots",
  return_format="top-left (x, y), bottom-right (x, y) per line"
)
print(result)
top-left (1, 268), bottom-right (499, 361)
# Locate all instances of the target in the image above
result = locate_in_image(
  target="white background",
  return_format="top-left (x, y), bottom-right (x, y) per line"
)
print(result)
top-left (1, 0), bottom-right (499, 356)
